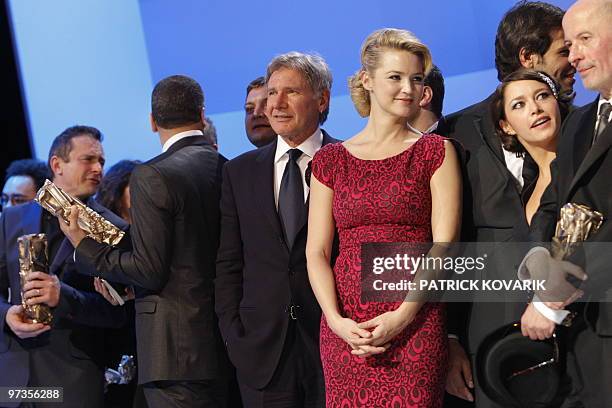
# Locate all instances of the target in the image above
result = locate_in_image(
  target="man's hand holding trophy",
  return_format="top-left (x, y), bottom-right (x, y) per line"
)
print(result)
top-left (526, 203), bottom-right (604, 312)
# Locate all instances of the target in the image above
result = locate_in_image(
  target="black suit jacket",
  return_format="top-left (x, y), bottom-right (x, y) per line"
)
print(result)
top-left (441, 96), bottom-right (531, 353)
top-left (215, 130), bottom-right (338, 389)
top-left (0, 200), bottom-right (126, 407)
top-left (76, 135), bottom-right (228, 384)
top-left (530, 98), bottom-right (612, 336)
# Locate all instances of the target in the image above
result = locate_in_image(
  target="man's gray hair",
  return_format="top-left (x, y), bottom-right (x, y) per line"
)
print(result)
top-left (265, 51), bottom-right (333, 124)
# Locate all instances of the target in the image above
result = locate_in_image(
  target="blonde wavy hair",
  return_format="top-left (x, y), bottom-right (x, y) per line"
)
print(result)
top-left (349, 28), bottom-right (432, 117)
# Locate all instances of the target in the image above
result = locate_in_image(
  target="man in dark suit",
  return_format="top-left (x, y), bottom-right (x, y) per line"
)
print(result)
top-left (60, 75), bottom-right (229, 408)
top-left (439, 2), bottom-right (575, 406)
top-left (520, 1), bottom-right (612, 405)
top-left (0, 125), bottom-right (126, 408)
top-left (408, 65), bottom-right (446, 135)
top-left (216, 52), bottom-right (338, 408)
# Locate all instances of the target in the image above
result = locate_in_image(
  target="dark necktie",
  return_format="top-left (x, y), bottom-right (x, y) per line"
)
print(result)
top-left (593, 102), bottom-right (612, 145)
top-left (278, 149), bottom-right (305, 249)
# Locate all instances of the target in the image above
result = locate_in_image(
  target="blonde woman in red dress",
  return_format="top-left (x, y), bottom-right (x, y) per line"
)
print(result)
top-left (307, 28), bottom-right (462, 407)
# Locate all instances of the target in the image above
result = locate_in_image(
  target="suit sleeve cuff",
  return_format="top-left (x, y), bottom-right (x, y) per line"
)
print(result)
top-left (518, 247), bottom-right (549, 280)
top-left (53, 282), bottom-right (76, 319)
top-left (532, 296), bottom-right (569, 324)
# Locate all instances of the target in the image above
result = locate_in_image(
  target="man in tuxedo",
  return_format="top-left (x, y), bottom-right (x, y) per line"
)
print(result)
top-left (216, 52), bottom-right (338, 408)
top-left (60, 75), bottom-right (229, 408)
top-left (439, 2), bottom-right (575, 406)
top-left (519, 0), bottom-right (612, 405)
top-left (0, 125), bottom-right (127, 407)
top-left (244, 76), bottom-right (276, 147)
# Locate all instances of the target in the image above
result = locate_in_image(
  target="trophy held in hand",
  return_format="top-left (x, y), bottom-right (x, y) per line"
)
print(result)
top-left (18, 233), bottom-right (53, 325)
top-left (551, 203), bottom-right (604, 260)
top-left (550, 203), bottom-right (604, 327)
top-left (35, 179), bottom-right (125, 246)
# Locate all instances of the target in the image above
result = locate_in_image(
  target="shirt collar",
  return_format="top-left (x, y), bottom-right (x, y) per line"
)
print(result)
top-left (274, 128), bottom-right (323, 163)
top-left (162, 129), bottom-right (203, 153)
top-left (406, 120), bottom-right (439, 136)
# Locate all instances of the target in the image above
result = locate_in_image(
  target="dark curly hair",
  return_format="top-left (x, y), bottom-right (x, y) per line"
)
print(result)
top-left (494, 1), bottom-right (564, 81)
top-left (5, 159), bottom-right (50, 190)
top-left (491, 69), bottom-right (572, 154)
top-left (96, 160), bottom-right (140, 217)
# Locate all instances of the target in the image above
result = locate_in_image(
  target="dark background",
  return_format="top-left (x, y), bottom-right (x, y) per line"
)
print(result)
top-left (0, 0), bottom-right (31, 184)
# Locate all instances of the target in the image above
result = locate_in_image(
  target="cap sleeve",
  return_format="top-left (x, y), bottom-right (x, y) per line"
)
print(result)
top-left (421, 134), bottom-right (447, 179)
top-left (311, 143), bottom-right (341, 189)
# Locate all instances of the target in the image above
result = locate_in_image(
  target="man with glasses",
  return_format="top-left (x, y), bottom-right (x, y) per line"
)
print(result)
top-left (1, 158), bottom-right (49, 210)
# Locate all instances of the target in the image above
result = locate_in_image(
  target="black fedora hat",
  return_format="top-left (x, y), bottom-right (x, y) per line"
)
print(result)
top-left (476, 323), bottom-right (561, 408)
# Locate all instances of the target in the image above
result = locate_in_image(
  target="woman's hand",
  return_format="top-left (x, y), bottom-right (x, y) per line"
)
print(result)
top-left (356, 303), bottom-right (418, 348)
top-left (328, 315), bottom-right (378, 350)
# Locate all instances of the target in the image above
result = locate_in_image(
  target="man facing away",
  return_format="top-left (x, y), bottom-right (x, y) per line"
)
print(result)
top-left (60, 75), bottom-right (229, 408)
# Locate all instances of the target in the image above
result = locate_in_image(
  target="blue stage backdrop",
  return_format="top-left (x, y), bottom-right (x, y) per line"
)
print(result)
top-left (8, 0), bottom-right (591, 166)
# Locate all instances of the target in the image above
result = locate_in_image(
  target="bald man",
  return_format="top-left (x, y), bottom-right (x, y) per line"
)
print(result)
top-left (522, 1), bottom-right (612, 406)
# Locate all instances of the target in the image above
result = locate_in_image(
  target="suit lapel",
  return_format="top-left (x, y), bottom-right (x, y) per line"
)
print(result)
top-left (477, 95), bottom-right (507, 165)
top-left (21, 202), bottom-right (42, 236)
top-left (49, 239), bottom-right (74, 276)
top-left (567, 117), bottom-right (612, 201)
top-left (571, 101), bottom-right (597, 176)
top-left (254, 141), bottom-right (287, 251)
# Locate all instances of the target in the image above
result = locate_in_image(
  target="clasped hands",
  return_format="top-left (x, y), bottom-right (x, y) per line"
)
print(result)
top-left (328, 303), bottom-right (418, 358)
top-left (5, 272), bottom-right (60, 339)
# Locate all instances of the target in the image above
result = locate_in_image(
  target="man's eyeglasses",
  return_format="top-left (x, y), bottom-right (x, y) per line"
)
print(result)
top-left (0, 193), bottom-right (32, 208)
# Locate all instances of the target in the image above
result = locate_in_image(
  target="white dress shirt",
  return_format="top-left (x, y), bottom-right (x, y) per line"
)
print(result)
top-left (504, 149), bottom-right (525, 189)
top-left (162, 129), bottom-right (203, 153)
top-left (406, 120), bottom-right (439, 136)
top-left (273, 129), bottom-right (323, 208)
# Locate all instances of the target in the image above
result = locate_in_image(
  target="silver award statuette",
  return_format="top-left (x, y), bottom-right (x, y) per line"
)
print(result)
top-left (18, 233), bottom-right (53, 325)
top-left (551, 203), bottom-right (604, 260)
top-left (35, 179), bottom-right (125, 246)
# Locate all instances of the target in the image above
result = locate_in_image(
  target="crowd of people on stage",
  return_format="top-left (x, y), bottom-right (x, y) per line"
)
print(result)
top-left (1, 0), bottom-right (611, 407)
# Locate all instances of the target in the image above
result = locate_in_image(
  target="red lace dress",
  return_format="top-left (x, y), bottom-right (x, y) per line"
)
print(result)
top-left (311, 134), bottom-right (449, 408)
